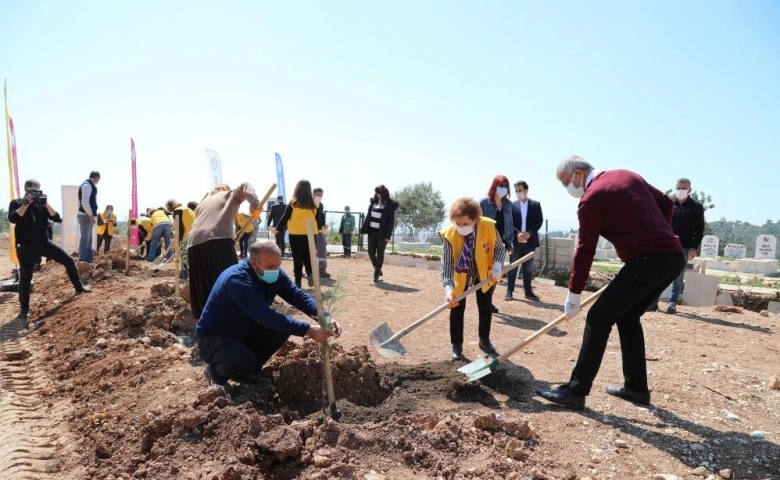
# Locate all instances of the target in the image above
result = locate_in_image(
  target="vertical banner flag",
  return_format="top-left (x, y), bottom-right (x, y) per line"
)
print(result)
top-left (9, 117), bottom-right (20, 197)
top-left (205, 149), bottom-right (222, 190)
top-left (274, 153), bottom-right (286, 202)
top-left (60, 185), bottom-right (82, 254)
top-left (130, 138), bottom-right (139, 246)
top-left (4, 79), bottom-right (18, 265)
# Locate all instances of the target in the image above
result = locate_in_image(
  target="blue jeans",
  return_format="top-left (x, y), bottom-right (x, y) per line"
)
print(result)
top-left (666, 248), bottom-right (690, 304)
top-left (147, 223), bottom-right (172, 261)
top-left (77, 213), bottom-right (94, 263)
top-left (506, 242), bottom-right (535, 295)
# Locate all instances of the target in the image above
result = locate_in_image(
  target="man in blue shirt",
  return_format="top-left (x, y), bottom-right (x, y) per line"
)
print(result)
top-left (195, 240), bottom-right (341, 389)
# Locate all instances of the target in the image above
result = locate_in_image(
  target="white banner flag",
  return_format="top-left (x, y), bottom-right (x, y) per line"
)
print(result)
top-left (61, 185), bottom-right (82, 254)
top-left (205, 149), bottom-right (222, 190)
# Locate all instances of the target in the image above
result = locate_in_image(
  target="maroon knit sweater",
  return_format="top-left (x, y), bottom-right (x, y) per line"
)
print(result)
top-left (569, 169), bottom-right (682, 294)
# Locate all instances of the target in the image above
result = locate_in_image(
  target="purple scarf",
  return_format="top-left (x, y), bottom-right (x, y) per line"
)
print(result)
top-left (455, 233), bottom-right (475, 274)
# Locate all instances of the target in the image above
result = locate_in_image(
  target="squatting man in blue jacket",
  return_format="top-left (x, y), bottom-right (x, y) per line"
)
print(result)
top-left (195, 240), bottom-right (342, 389)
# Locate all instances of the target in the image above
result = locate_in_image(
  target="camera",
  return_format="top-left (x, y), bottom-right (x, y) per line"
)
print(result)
top-left (26, 188), bottom-right (48, 206)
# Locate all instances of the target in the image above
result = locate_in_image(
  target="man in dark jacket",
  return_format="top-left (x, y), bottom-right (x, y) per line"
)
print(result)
top-left (266, 195), bottom-right (287, 256)
top-left (76, 170), bottom-right (100, 263)
top-left (9, 179), bottom-right (92, 320)
top-left (648, 177), bottom-right (706, 314)
top-left (536, 156), bottom-right (684, 410)
top-left (195, 240), bottom-right (341, 389)
top-left (506, 181), bottom-right (544, 301)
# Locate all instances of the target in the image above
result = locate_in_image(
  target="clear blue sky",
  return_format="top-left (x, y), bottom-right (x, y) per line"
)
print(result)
top-left (2, 1), bottom-right (779, 232)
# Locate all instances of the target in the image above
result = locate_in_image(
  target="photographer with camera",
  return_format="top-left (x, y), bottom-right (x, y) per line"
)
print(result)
top-left (9, 179), bottom-right (92, 320)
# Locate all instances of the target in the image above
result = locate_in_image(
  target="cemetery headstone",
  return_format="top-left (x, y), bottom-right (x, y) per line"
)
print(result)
top-left (723, 243), bottom-right (746, 259)
top-left (700, 235), bottom-right (719, 259)
top-left (755, 235), bottom-right (777, 260)
top-left (681, 272), bottom-right (719, 307)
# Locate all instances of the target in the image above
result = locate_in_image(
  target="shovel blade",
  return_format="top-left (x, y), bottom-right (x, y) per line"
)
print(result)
top-left (151, 256), bottom-right (173, 272)
top-left (457, 357), bottom-right (499, 383)
top-left (369, 322), bottom-right (407, 359)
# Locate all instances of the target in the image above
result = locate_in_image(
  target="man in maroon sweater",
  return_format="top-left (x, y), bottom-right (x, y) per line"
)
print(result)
top-left (536, 156), bottom-right (684, 409)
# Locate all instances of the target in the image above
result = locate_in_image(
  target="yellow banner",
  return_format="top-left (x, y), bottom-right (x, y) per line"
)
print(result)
top-left (4, 80), bottom-right (18, 264)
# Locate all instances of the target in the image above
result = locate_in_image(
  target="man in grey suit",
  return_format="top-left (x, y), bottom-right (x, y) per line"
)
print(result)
top-left (506, 181), bottom-right (544, 301)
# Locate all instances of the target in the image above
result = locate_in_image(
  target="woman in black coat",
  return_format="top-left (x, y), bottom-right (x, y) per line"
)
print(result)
top-left (360, 184), bottom-right (399, 282)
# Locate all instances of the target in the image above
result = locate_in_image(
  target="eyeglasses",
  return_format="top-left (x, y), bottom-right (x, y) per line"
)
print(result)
top-left (562, 171), bottom-right (576, 187)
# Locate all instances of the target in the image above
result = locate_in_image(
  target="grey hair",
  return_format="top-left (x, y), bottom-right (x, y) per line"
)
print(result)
top-left (676, 178), bottom-right (691, 187)
top-left (556, 155), bottom-right (594, 178)
top-left (249, 240), bottom-right (281, 258)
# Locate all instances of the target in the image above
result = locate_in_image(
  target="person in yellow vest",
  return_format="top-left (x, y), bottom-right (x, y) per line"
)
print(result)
top-left (130, 215), bottom-right (153, 257)
top-left (269, 179), bottom-right (324, 288)
top-left (234, 211), bottom-right (254, 259)
top-left (440, 197), bottom-right (506, 361)
top-left (146, 207), bottom-right (173, 261)
top-left (95, 204), bottom-right (118, 253)
top-left (165, 199), bottom-right (196, 243)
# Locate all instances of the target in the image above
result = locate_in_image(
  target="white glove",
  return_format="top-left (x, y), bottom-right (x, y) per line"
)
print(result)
top-left (491, 261), bottom-right (503, 281)
top-left (445, 285), bottom-right (454, 303)
top-left (564, 291), bottom-right (581, 319)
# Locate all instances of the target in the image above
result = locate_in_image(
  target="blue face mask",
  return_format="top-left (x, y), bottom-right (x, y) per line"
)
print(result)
top-left (257, 269), bottom-right (280, 283)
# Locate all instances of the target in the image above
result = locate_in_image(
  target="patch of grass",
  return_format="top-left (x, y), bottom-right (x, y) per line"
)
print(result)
top-left (395, 244), bottom-right (443, 255)
top-left (719, 275), bottom-right (742, 285)
top-left (591, 263), bottom-right (622, 275)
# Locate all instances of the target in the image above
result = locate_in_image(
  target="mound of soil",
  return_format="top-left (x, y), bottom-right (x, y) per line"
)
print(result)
top-left (3, 252), bottom-right (777, 480)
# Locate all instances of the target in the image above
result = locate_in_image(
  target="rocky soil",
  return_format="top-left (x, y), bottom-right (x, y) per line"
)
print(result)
top-left (0, 239), bottom-right (778, 479)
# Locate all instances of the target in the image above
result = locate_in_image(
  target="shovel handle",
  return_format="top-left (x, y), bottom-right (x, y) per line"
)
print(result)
top-left (495, 285), bottom-right (608, 363)
top-left (380, 252), bottom-right (534, 346)
top-left (234, 183), bottom-right (277, 245)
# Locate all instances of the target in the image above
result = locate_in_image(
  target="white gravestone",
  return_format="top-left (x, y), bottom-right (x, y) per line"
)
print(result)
top-left (755, 235), bottom-right (777, 260)
top-left (699, 235), bottom-right (719, 259)
top-left (723, 244), bottom-right (746, 259)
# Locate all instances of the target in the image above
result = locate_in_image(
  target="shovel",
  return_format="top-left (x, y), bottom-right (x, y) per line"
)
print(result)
top-left (370, 252), bottom-right (534, 359)
top-left (151, 241), bottom-right (176, 271)
top-left (233, 183), bottom-right (277, 247)
top-left (458, 285), bottom-right (608, 382)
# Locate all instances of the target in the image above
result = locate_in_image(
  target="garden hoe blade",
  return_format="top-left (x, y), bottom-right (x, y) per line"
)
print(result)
top-left (369, 252), bottom-right (535, 359)
top-left (458, 285), bottom-right (609, 383)
top-left (369, 322), bottom-right (407, 359)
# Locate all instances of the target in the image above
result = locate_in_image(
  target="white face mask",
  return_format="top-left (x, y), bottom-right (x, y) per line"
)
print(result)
top-left (675, 189), bottom-right (688, 200)
top-left (314, 196), bottom-right (322, 202)
top-left (455, 224), bottom-right (475, 236)
top-left (517, 192), bottom-right (527, 201)
top-left (495, 187), bottom-right (508, 198)
top-left (566, 172), bottom-right (585, 199)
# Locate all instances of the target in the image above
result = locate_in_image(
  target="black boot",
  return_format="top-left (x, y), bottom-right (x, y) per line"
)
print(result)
top-left (479, 337), bottom-right (498, 357)
top-left (451, 344), bottom-right (464, 361)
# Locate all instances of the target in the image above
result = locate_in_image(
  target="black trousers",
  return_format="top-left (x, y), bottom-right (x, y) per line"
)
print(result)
top-left (188, 239), bottom-right (238, 319)
top-left (449, 282), bottom-right (495, 345)
top-left (17, 241), bottom-right (83, 311)
top-left (506, 242), bottom-right (535, 295)
top-left (274, 230), bottom-right (287, 257)
top-left (341, 232), bottom-right (352, 256)
top-left (96, 232), bottom-right (112, 253)
top-left (568, 251), bottom-right (685, 396)
top-left (288, 234), bottom-right (313, 286)
top-left (196, 326), bottom-right (289, 380)
top-left (366, 233), bottom-right (388, 271)
top-left (239, 232), bottom-right (251, 257)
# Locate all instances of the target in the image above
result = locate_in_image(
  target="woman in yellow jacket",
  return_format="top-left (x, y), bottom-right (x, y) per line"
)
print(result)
top-left (234, 211), bottom-right (254, 259)
top-left (270, 179), bottom-right (324, 288)
top-left (440, 197), bottom-right (506, 361)
top-left (95, 204), bottom-right (117, 253)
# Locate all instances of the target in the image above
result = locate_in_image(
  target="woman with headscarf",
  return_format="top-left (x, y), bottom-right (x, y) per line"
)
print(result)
top-left (187, 183), bottom-right (261, 319)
